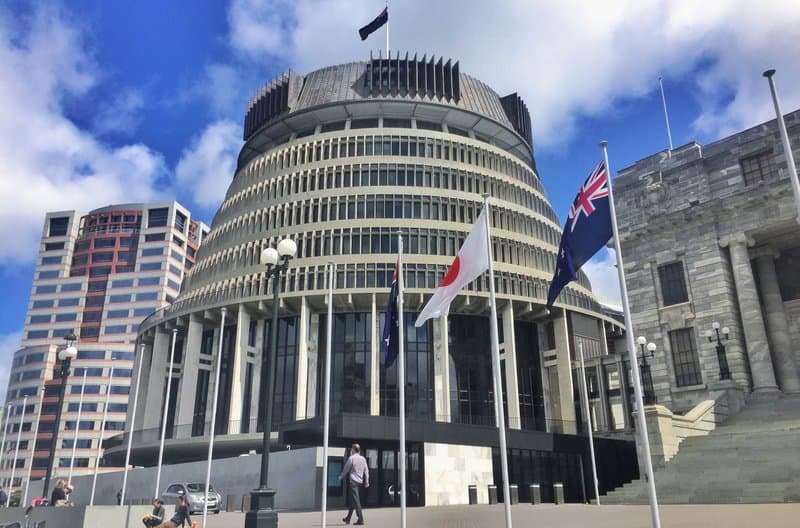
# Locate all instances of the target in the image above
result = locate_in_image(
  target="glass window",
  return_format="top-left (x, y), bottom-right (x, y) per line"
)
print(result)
top-left (148, 207), bottom-right (169, 228)
top-left (669, 328), bottom-right (702, 387)
top-left (141, 247), bottom-right (163, 257)
top-left (104, 325), bottom-right (128, 334)
top-left (55, 313), bottom-right (77, 322)
top-left (93, 238), bottom-right (116, 249)
top-left (138, 277), bottom-right (159, 286)
top-left (140, 262), bottom-right (161, 271)
top-left (740, 151), bottom-right (777, 185)
top-left (77, 350), bottom-right (106, 360)
top-left (32, 300), bottom-right (54, 309)
top-left (45, 242), bottom-right (65, 251)
top-left (59, 298), bottom-right (80, 307)
top-left (136, 292), bottom-right (158, 302)
top-left (35, 285), bottom-right (57, 294)
top-left (107, 309), bottom-right (129, 318)
top-left (41, 256), bottom-right (62, 265)
top-left (61, 283), bottom-right (82, 292)
top-left (145, 232), bottom-right (166, 242)
top-left (658, 262), bottom-right (689, 306)
top-left (48, 217), bottom-right (69, 237)
top-left (26, 330), bottom-right (49, 339)
top-left (111, 279), bottom-right (134, 288)
top-left (133, 307), bottom-right (154, 318)
top-left (109, 294), bottom-right (132, 303)
top-left (29, 315), bottom-right (50, 324)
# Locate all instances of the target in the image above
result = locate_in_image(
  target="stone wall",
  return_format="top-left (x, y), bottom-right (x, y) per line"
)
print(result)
top-left (786, 300), bottom-right (800, 368)
top-left (423, 442), bottom-right (493, 506)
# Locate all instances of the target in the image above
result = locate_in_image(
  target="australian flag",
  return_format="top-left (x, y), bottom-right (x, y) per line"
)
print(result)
top-left (359, 7), bottom-right (388, 40)
top-left (546, 161), bottom-right (614, 309)
top-left (381, 262), bottom-right (400, 367)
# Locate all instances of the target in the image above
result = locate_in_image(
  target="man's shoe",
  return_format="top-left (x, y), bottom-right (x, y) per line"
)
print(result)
top-left (354, 522), bottom-right (364, 526)
top-left (343, 517), bottom-right (350, 525)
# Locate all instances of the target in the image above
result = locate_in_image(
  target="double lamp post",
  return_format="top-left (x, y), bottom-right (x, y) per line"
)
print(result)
top-left (245, 237), bottom-right (297, 528)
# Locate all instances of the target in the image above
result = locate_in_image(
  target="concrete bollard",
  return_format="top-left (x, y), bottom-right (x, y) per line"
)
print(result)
top-left (226, 494), bottom-right (237, 512)
top-left (488, 485), bottom-right (498, 504)
top-left (468, 485), bottom-right (478, 505)
top-left (241, 493), bottom-right (251, 512)
top-left (530, 484), bottom-right (541, 505)
top-left (554, 483), bottom-right (564, 504)
top-left (508, 484), bottom-right (519, 504)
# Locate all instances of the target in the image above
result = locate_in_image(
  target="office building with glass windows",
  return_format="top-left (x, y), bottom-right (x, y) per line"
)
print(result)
top-left (2, 202), bottom-right (208, 489)
top-left (107, 55), bottom-right (639, 508)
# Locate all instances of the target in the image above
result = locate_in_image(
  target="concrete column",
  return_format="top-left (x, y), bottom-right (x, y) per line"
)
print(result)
top-left (142, 327), bottom-right (169, 430)
top-left (723, 236), bottom-right (779, 393)
top-left (249, 319), bottom-right (265, 429)
top-left (176, 315), bottom-right (203, 428)
top-left (229, 306), bottom-right (248, 432)
top-left (305, 311), bottom-right (320, 419)
top-left (370, 294), bottom-right (380, 416)
top-left (433, 317), bottom-right (451, 422)
top-left (295, 296), bottom-right (310, 420)
top-left (131, 341), bottom-right (153, 433)
top-left (554, 310), bottom-right (576, 424)
top-left (617, 356), bottom-right (633, 431)
top-left (755, 252), bottom-right (800, 393)
top-left (501, 303), bottom-right (521, 429)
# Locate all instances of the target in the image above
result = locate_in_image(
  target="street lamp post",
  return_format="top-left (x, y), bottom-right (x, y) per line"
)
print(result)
top-left (636, 336), bottom-right (657, 406)
top-left (245, 238), bottom-right (297, 528)
top-left (705, 322), bottom-right (731, 380)
top-left (42, 330), bottom-right (78, 500)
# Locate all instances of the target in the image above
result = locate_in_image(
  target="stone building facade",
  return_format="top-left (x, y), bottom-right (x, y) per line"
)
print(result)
top-left (613, 109), bottom-right (800, 413)
top-left (104, 54), bottom-right (639, 507)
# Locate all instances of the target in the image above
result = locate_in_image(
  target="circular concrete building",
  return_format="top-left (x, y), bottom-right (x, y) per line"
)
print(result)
top-left (108, 54), bottom-right (636, 508)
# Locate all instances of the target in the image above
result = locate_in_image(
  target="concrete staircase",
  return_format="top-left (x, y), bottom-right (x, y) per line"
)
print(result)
top-left (604, 394), bottom-right (800, 504)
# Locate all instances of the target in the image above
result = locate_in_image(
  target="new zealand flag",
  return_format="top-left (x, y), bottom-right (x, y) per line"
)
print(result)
top-left (359, 7), bottom-right (388, 41)
top-left (381, 262), bottom-right (400, 367)
top-left (546, 161), bottom-right (614, 309)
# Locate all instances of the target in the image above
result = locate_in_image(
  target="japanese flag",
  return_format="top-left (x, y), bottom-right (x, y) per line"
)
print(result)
top-left (415, 208), bottom-right (490, 326)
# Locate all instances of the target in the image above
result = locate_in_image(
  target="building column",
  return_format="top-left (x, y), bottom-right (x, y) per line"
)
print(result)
top-left (142, 327), bottom-right (170, 430)
top-left (723, 235), bottom-right (780, 392)
top-left (370, 293), bottom-right (380, 416)
top-left (176, 315), bottom-right (203, 428)
top-left (501, 303), bottom-right (521, 430)
top-left (229, 306), bottom-right (248, 433)
top-left (295, 296), bottom-right (310, 420)
top-left (306, 311), bottom-right (320, 419)
top-left (433, 317), bottom-right (451, 422)
top-left (554, 309), bottom-right (577, 424)
top-left (755, 251), bottom-right (800, 393)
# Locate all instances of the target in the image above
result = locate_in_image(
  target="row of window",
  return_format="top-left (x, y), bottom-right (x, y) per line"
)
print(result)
top-left (33, 282), bottom-right (82, 295)
top-left (220, 160), bottom-right (556, 233)
top-left (69, 384), bottom-right (131, 394)
top-left (11, 352), bottom-right (44, 368)
top-left (74, 236), bottom-right (138, 252)
top-left (66, 402), bottom-right (128, 413)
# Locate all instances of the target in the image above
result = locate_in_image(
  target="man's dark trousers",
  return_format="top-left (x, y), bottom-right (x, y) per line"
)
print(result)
top-left (344, 480), bottom-right (364, 523)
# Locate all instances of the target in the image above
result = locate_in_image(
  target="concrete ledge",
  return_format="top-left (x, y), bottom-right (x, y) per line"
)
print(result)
top-left (0, 505), bottom-right (154, 528)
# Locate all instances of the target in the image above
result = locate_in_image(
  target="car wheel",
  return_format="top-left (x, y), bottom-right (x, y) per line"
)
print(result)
top-left (214, 509), bottom-right (220, 514)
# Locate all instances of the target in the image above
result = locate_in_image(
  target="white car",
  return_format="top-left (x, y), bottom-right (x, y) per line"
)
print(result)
top-left (162, 482), bottom-right (222, 514)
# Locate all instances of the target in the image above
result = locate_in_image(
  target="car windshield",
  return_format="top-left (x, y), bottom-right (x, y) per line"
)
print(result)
top-left (186, 483), bottom-right (215, 492)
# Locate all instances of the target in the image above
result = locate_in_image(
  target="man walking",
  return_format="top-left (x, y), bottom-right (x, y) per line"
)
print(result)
top-left (339, 443), bottom-right (369, 525)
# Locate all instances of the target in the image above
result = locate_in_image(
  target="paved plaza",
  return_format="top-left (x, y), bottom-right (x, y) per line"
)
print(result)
top-left (201, 503), bottom-right (800, 527)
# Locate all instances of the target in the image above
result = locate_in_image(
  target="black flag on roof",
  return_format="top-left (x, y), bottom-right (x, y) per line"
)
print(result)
top-left (359, 7), bottom-right (388, 41)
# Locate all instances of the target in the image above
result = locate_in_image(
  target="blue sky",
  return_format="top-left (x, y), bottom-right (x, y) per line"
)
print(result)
top-left (1, 0), bottom-right (799, 390)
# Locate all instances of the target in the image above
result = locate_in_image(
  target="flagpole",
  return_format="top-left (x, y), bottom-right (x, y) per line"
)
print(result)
top-left (155, 328), bottom-right (178, 499)
top-left (90, 368), bottom-right (113, 506)
top-left (481, 194), bottom-right (513, 528)
top-left (121, 341), bottom-right (146, 505)
top-left (763, 69), bottom-right (800, 224)
top-left (7, 396), bottom-right (27, 506)
top-left (321, 261), bottom-right (335, 528)
top-left (68, 371), bottom-right (87, 485)
top-left (385, 1), bottom-right (389, 58)
top-left (397, 232), bottom-right (407, 528)
top-left (658, 77), bottom-right (673, 152)
top-left (23, 386), bottom-right (44, 507)
top-left (578, 341), bottom-right (600, 505)
top-left (203, 308), bottom-right (227, 528)
top-left (601, 141), bottom-right (661, 528)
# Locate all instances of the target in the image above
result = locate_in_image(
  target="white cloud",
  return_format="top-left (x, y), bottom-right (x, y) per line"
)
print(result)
top-left (583, 248), bottom-right (622, 308)
top-left (225, 0), bottom-right (800, 148)
top-left (0, 6), bottom-right (167, 265)
top-left (175, 120), bottom-right (242, 208)
top-left (0, 331), bottom-right (22, 404)
top-left (92, 88), bottom-right (145, 136)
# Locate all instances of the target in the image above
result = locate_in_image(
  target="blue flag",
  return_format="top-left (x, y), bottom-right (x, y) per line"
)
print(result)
top-left (359, 7), bottom-right (388, 41)
top-left (547, 161), bottom-right (614, 309)
top-left (381, 262), bottom-right (400, 367)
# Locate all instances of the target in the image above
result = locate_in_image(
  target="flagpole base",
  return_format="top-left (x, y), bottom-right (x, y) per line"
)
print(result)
top-left (244, 488), bottom-right (278, 528)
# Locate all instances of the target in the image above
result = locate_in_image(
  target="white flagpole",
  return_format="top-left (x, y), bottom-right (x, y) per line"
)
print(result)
top-left (763, 69), bottom-right (800, 223)
top-left (385, 2), bottom-right (390, 58)
top-left (0, 404), bottom-right (12, 487)
top-left (23, 386), bottom-right (44, 507)
top-left (577, 342), bottom-right (600, 505)
top-left (397, 233), bottom-right (407, 528)
top-left (68, 371), bottom-right (87, 484)
top-left (481, 194), bottom-right (513, 528)
top-left (203, 307), bottom-right (227, 528)
top-left (601, 141), bottom-right (661, 528)
top-left (658, 77), bottom-right (673, 151)
top-left (7, 396), bottom-right (27, 506)
top-left (90, 368), bottom-right (113, 506)
top-left (321, 261), bottom-right (335, 528)
top-left (155, 328), bottom-right (178, 499)
top-left (121, 341), bottom-right (146, 505)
